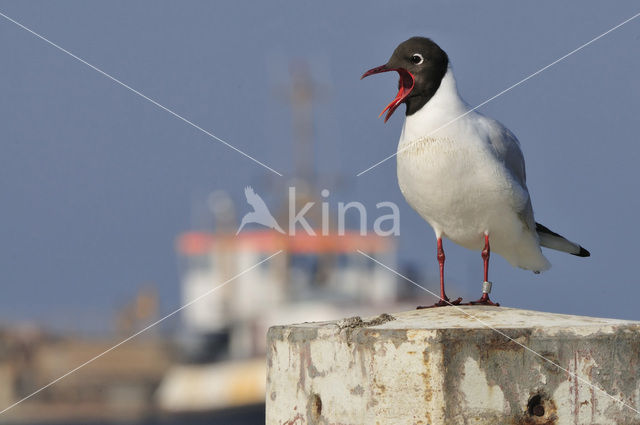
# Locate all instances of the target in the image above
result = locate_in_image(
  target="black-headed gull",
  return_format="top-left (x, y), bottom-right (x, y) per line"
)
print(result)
top-left (362, 37), bottom-right (589, 307)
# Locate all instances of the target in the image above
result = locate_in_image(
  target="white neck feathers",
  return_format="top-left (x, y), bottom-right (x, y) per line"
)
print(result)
top-left (400, 67), bottom-right (468, 143)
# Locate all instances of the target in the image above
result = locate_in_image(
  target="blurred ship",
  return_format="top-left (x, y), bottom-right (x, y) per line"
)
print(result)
top-left (156, 225), bottom-right (407, 412)
top-left (156, 62), bottom-right (418, 414)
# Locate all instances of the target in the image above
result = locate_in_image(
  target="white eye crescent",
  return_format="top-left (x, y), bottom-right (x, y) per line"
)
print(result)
top-left (410, 53), bottom-right (424, 65)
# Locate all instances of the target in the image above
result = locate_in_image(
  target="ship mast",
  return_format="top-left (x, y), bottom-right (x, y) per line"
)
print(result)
top-left (289, 61), bottom-right (318, 189)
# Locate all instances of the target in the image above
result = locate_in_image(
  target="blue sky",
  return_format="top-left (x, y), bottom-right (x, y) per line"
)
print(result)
top-left (1, 1), bottom-right (639, 330)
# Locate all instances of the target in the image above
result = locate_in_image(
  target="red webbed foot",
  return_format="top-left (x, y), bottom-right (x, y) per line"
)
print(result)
top-left (467, 291), bottom-right (500, 306)
top-left (417, 296), bottom-right (463, 309)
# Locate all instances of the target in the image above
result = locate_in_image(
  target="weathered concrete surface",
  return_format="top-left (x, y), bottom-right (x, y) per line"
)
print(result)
top-left (266, 307), bottom-right (640, 425)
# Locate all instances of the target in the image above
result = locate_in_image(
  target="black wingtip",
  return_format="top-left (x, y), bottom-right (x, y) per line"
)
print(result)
top-left (573, 246), bottom-right (591, 257)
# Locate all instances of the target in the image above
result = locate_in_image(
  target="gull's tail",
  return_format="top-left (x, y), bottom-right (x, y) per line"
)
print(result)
top-left (536, 222), bottom-right (590, 257)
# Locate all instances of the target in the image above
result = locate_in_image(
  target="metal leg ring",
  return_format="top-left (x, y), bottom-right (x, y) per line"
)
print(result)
top-left (482, 281), bottom-right (492, 294)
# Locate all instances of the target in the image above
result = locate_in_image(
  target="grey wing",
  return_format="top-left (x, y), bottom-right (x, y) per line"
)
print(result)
top-left (481, 116), bottom-right (527, 188)
top-left (479, 115), bottom-right (536, 230)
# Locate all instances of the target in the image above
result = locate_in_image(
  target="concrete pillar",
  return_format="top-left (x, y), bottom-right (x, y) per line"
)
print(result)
top-left (266, 306), bottom-right (640, 425)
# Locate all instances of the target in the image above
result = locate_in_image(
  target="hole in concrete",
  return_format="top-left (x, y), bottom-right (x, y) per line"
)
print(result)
top-left (527, 394), bottom-right (545, 417)
top-left (310, 393), bottom-right (322, 420)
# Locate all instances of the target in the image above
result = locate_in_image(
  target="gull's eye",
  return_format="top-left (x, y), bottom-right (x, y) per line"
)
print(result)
top-left (410, 53), bottom-right (424, 65)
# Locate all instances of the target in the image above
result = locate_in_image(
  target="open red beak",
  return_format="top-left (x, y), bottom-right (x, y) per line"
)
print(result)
top-left (361, 65), bottom-right (415, 122)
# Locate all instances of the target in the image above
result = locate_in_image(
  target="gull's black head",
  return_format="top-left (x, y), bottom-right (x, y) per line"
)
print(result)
top-left (361, 37), bottom-right (449, 122)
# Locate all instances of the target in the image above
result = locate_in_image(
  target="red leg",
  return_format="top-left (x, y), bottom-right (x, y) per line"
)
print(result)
top-left (469, 234), bottom-right (500, 306)
top-left (483, 233), bottom-right (490, 283)
top-left (418, 238), bottom-right (462, 308)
